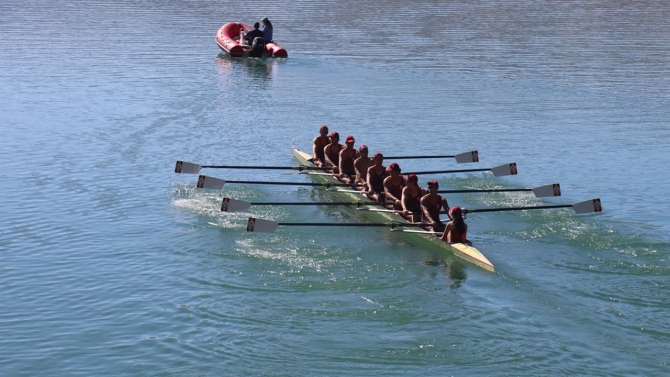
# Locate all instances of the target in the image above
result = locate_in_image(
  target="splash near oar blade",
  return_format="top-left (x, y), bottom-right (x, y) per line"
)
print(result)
top-left (572, 198), bottom-right (602, 214)
top-left (175, 161), bottom-right (202, 174)
top-left (455, 150), bottom-right (479, 163)
top-left (246, 218), bottom-right (279, 233)
top-left (221, 197), bottom-right (251, 212)
top-left (491, 163), bottom-right (518, 177)
top-left (531, 183), bottom-right (561, 197)
top-left (196, 175), bottom-right (225, 190)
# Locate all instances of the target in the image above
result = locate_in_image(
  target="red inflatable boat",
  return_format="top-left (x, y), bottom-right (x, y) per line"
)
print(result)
top-left (215, 22), bottom-right (288, 58)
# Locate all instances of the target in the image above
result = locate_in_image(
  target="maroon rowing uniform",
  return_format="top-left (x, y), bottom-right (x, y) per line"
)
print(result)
top-left (339, 148), bottom-right (356, 176)
top-left (368, 166), bottom-right (387, 193)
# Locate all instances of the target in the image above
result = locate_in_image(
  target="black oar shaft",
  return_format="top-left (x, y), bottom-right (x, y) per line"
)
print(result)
top-left (407, 168), bottom-right (490, 175)
top-left (464, 204), bottom-right (572, 214)
top-left (384, 155), bottom-right (455, 160)
top-left (276, 222), bottom-right (422, 227)
top-left (225, 180), bottom-right (355, 187)
top-left (201, 165), bottom-right (326, 171)
top-left (438, 188), bottom-right (531, 194)
top-left (251, 201), bottom-right (360, 206)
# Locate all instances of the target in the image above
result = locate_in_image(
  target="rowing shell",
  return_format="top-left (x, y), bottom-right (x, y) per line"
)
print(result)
top-left (292, 147), bottom-right (495, 272)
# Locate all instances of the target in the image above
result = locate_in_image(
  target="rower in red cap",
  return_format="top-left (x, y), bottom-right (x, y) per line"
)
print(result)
top-left (383, 162), bottom-right (406, 210)
top-left (312, 125), bottom-right (330, 167)
top-left (441, 206), bottom-right (469, 244)
top-left (420, 179), bottom-right (451, 232)
top-left (365, 152), bottom-right (388, 203)
top-left (353, 144), bottom-right (373, 189)
top-left (401, 173), bottom-right (425, 222)
top-left (338, 135), bottom-right (360, 184)
top-left (323, 131), bottom-right (343, 174)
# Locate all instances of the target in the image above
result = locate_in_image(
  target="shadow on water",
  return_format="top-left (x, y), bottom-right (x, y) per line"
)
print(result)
top-left (423, 257), bottom-right (467, 289)
top-left (306, 187), bottom-right (469, 288)
top-left (215, 53), bottom-right (282, 82)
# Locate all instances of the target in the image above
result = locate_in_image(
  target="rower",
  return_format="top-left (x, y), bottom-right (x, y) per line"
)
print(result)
top-left (420, 179), bottom-right (450, 232)
top-left (441, 206), bottom-right (469, 245)
top-left (323, 131), bottom-right (343, 174)
top-left (365, 152), bottom-right (387, 203)
top-left (383, 162), bottom-right (405, 210)
top-left (353, 144), bottom-right (373, 190)
top-left (312, 125), bottom-right (330, 167)
top-left (401, 173), bottom-right (425, 222)
top-left (338, 135), bottom-right (359, 185)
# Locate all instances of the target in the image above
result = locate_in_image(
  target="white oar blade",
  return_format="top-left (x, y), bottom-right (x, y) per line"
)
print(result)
top-left (246, 217), bottom-right (279, 233)
top-left (572, 198), bottom-right (603, 214)
top-left (221, 198), bottom-right (251, 212)
top-left (196, 175), bottom-right (225, 190)
top-left (491, 163), bottom-right (518, 177)
top-left (532, 183), bottom-right (562, 197)
top-left (175, 161), bottom-right (202, 174)
top-left (455, 150), bottom-right (479, 163)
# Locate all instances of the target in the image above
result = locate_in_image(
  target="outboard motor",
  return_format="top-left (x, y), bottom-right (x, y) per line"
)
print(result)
top-left (249, 37), bottom-right (265, 58)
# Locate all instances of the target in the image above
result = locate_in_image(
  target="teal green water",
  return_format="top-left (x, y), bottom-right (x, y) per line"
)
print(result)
top-left (1, 1), bottom-right (668, 375)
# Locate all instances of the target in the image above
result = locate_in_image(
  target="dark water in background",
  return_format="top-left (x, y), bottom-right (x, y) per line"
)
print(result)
top-left (1, 1), bottom-right (668, 375)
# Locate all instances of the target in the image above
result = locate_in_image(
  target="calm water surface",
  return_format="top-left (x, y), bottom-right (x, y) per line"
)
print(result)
top-left (1, 0), bottom-right (668, 376)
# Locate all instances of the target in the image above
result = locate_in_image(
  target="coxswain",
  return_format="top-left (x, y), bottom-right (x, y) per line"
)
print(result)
top-left (338, 135), bottom-right (360, 185)
top-left (365, 152), bottom-right (387, 203)
top-left (353, 145), bottom-right (373, 190)
top-left (441, 206), bottom-right (469, 244)
top-left (383, 162), bottom-right (405, 210)
top-left (420, 179), bottom-right (450, 233)
top-left (312, 125), bottom-right (330, 167)
top-left (323, 132), bottom-right (343, 174)
top-left (401, 174), bottom-right (425, 222)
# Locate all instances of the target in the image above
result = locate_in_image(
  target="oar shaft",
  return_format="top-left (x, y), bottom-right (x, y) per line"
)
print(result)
top-left (384, 155), bottom-right (455, 160)
top-left (277, 222), bottom-right (395, 227)
top-left (201, 165), bottom-right (325, 171)
top-left (438, 188), bottom-right (531, 194)
top-left (464, 204), bottom-right (572, 214)
top-left (407, 168), bottom-right (490, 175)
top-left (225, 179), bottom-right (355, 187)
top-left (250, 201), bottom-right (361, 206)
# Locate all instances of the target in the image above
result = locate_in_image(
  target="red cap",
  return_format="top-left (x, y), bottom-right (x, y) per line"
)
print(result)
top-left (407, 173), bottom-right (418, 183)
top-left (450, 206), bottom-right (462, 216)
top-left (346, 135), bottom-right (355, 143)
top-left (329, 131), bottom-right (339, 139)
top-left (428, 179), bottom-right (439, 188)
top-left (359, 144), bottom-right (368, 151)
top-left (374, 152), bottom-right (383, 159)
top-left (386, 162), bottom-right (400, 172)
top-left (319, 125), bottom-right (328, 133)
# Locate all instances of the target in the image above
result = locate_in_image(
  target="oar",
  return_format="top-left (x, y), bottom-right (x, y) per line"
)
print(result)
top-left (442, 198), bottom-right (602, 219)
top-left (406, 163), bottom-right (517, 177)
top-left (245, 218), bottom-right (422, 233)
top-left (175, 160), bottom-right (326, 174)
top-left (384, 150), bottom-right (479, 163)
top-left (195, 175), bottom-right (359, 190)
top-left (221, 197), bottom-right (368, 212)
top-left (439, 183), bottom-right (561, 198)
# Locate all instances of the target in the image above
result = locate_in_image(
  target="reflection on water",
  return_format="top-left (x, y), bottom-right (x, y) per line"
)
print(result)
top-left (215, 53), bottom-right (278, 83)
top-left (423, 257), bottom-right (467, 288)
